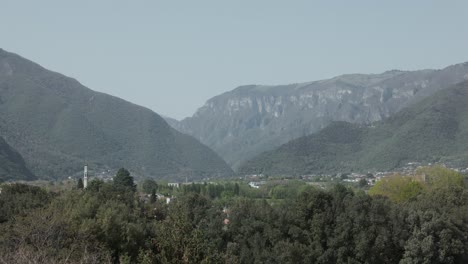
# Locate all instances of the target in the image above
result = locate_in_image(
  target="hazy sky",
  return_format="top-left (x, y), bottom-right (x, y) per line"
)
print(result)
top-left (1, 1), bottom-right (468, 119)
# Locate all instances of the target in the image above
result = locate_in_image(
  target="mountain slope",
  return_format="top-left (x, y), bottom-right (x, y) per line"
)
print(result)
top-left (0, 136), bottom-right (35, 182)
top-left (239, 81), bottom-right (468, 175)
top-left (169, 63), bottom-right (468, 168)
top-left (0, 49), bottom-right (233, 180)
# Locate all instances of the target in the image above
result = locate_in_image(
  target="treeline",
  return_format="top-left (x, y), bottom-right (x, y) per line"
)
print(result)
top-left (0, 167), bottom-right (467, 263)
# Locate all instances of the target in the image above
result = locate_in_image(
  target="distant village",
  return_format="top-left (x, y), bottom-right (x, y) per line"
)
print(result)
top-left (4, 161), bottom-right (466, 201)
top-left (243, 161), bottom-right (468, 190)
top-left (60, 160), bottom-right (468, 191)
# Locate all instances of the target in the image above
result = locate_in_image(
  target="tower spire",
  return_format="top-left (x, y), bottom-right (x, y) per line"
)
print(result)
top-left (83, 164), bottom-right (88, 188)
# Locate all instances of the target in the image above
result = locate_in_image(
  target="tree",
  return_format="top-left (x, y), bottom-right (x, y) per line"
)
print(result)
top-left (77, 178), bottom-right (84, 189)
top-left (400, 209), bottom-right (468, 264)
top-left (0, 184), bottom-right (51, 223)
top-left (416, 166), bottom-right (464, 190)
top-left (87, 179), bottom-right (105, 192)
top-left (369, 174), bottom-right (423, 202)
top-left (113, 168), bottom-right (136, 191)
top-left (150, 189), bottom-right (156, 203)
top-left (358, 178), bottom-right (368, 188)
top-left (142, 179), bottom-right (158, 194)
top-left (340, 173), bottom-right (349, 180)
top-left (234, 183), bottom-right (240, 196)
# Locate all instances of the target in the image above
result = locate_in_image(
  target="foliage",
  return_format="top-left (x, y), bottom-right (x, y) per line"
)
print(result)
top-left (268, 180), bottom-right (305, 199)
top-left (0, 137), bottom-right (36, 182)
top-left (113, 168), bottom-right (136, 191)
top-left (0, 180), bottom-right (467, 263)
top-left (358, 178), bottom-right (368, 188)
top-left (369, 174), bottom-right (424, 202)
top-left (416, 165), bottom-right (464, 190)
top-left (369, 166), bottom-right (465, 203)
top-left (141, 179), bottom-right (158, 194)
top-left (77, 178), bottom-right (84, 189)
top-left (150, 189), bottom-right (156, 203)
top-left (0, 183), bottom-right (51, 223)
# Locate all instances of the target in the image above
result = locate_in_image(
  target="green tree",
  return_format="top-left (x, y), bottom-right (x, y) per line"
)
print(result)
top-left (113, 168), bottom-right (136, 191)
top-left (417, 166), bottom-right (464, 190)
top-left (77, 178), bottom-right (84, 189)
top-left (87, 179), bottom-right (105, 192)
top-left (234, 183), bottom-right (240, 196)
top-left (142, 179), bottom-right (158, 194)
top-left (340, 173), bottom-right (350, 180)
top-left (368, 174), bottom-right (423, 202)
top-left (358, 178), bottom-right (368, 188)
top-left (400, 209), bottom-right (467, 264)
top-left (150, 189), bottom-right (157, 203)
top-left (0, 184), bottom-right (51, 223)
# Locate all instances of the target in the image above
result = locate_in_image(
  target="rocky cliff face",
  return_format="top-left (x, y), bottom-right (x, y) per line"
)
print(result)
top-left (239, 80), bottom-right (468, 175)
top-left (169, 63), bottom-right (468, 169)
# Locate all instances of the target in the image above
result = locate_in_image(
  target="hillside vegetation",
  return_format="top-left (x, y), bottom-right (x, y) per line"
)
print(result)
top-left (0, 136), bottom-right (35, 182)
top-left (0, 49), bottom-right (233, 180)
top-left (239, 81), bottom-right (468, 175)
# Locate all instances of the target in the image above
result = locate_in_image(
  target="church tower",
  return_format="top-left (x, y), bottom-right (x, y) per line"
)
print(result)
top-left (83, 164), bottom-right (88, 189)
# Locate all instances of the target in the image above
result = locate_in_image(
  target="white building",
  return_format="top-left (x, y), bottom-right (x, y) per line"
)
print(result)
top-left (83, 164), bottom-right (89, 188)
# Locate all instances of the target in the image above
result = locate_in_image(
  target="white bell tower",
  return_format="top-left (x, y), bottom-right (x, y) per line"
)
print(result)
top-left (83, 164), bottom-right (88, 189)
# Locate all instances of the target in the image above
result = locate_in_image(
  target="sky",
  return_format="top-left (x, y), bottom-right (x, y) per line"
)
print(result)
top-left (1, 1), bottom-right (468, 119)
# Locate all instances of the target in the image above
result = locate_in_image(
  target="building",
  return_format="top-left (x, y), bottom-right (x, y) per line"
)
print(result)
top-left (83, 164), bottom-right (89, 188)
top-left (168, 182), bottom-right (180, 188)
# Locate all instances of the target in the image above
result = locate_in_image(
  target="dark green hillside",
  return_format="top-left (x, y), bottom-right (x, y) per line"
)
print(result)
top-left (359, 80), bottom-right (468, 170)
top-left (239, 122), bottom-right (365, 175)
top-left (0, 49), bottom-right (232, 180)
top-left (0, 136), bottom-right (35, 181)
top-left (239, 81), bottom-right (468, 175)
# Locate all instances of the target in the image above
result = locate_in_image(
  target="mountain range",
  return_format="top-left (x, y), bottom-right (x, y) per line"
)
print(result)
top-left (239, 80), bottom-right (468, 176)
top-left (0, 49), bottom-right (233, 181)
top-left (3, 47), bottom-right (468, 181)
top-left (168, 63), bottom-right (468, 169)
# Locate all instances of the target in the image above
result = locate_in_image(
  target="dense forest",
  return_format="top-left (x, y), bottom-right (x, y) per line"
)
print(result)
top-left (0, 167), bottom-right (467, 264)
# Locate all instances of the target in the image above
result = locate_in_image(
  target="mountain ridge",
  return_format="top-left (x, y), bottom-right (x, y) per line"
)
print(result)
top-left (238, 80), bottom-right (468, 175)
top-left (167, 62), bottom-right (468, 169)
top-left (0, 48), bottom-right (233, 180)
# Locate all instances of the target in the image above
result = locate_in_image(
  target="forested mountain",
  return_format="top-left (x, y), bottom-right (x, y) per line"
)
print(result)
top-left (239, 80), bottom-right (468, 175)
top-left (0, 49), bottom-right (233, 180)
top-left (169, 63), bottom-right (468, 168)
top-left (0, 136), bottom-right (35, 182)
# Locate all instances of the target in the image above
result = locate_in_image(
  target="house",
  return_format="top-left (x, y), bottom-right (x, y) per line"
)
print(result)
top-left (168, 183), bottom-right (180, 188)
top-left (249, 182), bottom-right (260, 189)
top-left (248, 181), bottom-right (266, 189)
